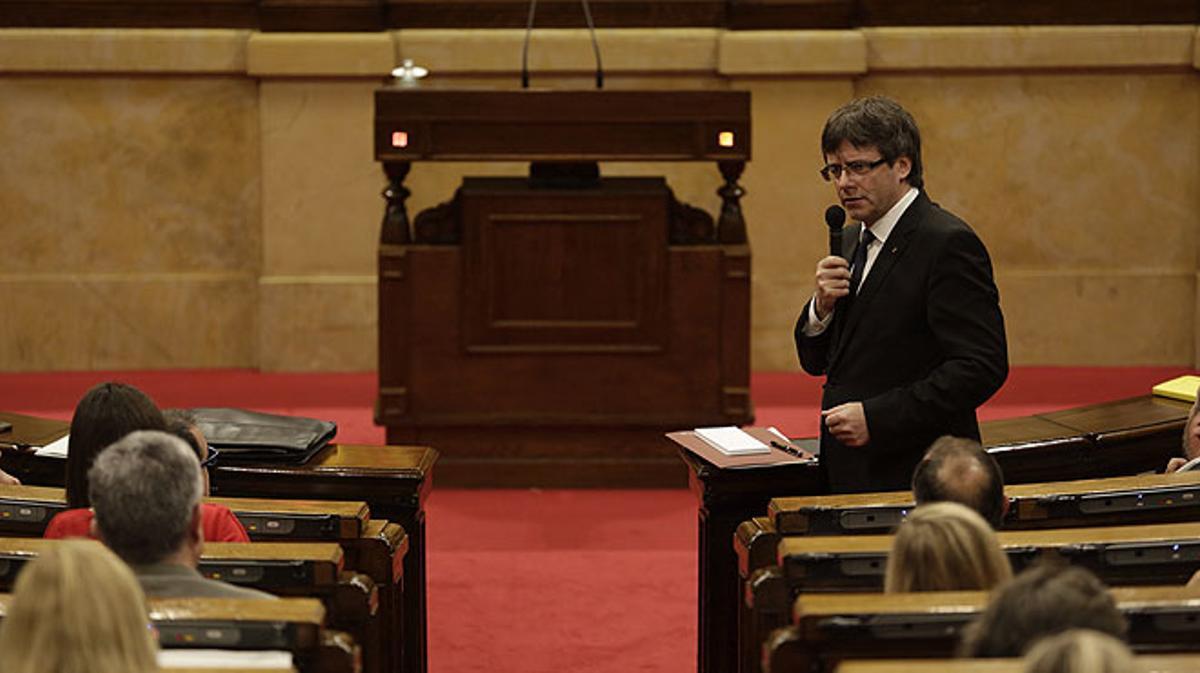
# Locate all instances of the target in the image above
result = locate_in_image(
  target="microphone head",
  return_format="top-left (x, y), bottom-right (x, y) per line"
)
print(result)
top-left (824, 205), bottom-right (846, 231)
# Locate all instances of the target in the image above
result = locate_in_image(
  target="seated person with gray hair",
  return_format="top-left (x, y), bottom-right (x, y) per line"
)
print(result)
top-left (88, 430), bottom-right (271, 599)
top-left (911, 435), bottom-right (1008, 529)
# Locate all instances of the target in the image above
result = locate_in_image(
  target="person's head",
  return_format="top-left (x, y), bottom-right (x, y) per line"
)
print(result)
top-left (0, 539), bottom-right (157, 673)
top-left (820, 96), bottom-right (924, 225)
top-left (912, 436), bottom-right (1008, 528)
top-left (959, 563), bottom-right (1128, 658)
top-left (1183, 383), bottom-right (1200, 461)
top-left (164, 408), bottom-right (213, 495)
top-left (1022, 629), bottom-right (1136, 673)
top-left (884, 501), bottom-right (1012, 593)
top-left (66, 382), bottom-right (166, 508)
top-left (89, 430), bottom-right (204, 568)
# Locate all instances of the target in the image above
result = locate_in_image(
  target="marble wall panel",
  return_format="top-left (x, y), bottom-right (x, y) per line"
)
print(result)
top-left (999, 271), bottom-right (1193, 365)
top-left (0, 276), bottom-right (256, 371)
top-left (259, 79), bottom-right (382, 276)
top-left (733, 79), bottom-right (857, 371)
top-left (257, 279), bottom-right (376, 371)
top-left (0, 76), bottom-right (260, 274)
top-left (856, 73), bottom-right (1200, 274)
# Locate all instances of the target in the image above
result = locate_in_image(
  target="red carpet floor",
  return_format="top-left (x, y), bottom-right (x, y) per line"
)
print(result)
top-left (0, 366), bottom-right (1190, 672)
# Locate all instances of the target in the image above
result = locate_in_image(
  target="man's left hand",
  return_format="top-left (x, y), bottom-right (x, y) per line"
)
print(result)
top-left (822, 402), bottom-right (869, 447)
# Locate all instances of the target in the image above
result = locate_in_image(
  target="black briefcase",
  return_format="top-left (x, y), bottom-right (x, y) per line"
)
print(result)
top-left (188, 408), bottom-right (337, 465)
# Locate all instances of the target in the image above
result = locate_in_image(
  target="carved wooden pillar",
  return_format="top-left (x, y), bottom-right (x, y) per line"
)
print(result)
top-left (717, 159), bottom-right (747, 244)
top-left (381, 161), bottom-right (412, 244)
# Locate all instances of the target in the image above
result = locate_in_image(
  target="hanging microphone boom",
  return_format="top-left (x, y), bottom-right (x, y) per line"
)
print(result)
top-left (520, 0), bottom-right (538, 89)
top-left (580, 0), bottom-right (603, 89)
top-left (520, 0), bottom-right (605, 90)
top-left (825, 205), bottom-right (846, 259)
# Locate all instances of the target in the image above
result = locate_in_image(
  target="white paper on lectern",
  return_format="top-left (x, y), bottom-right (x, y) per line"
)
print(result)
top-left (34, 434), bottom-right (69, 459)
top-left (694, 426), bottom-right (770, 455)
top-left (157, 649), bottom-right (294, 669)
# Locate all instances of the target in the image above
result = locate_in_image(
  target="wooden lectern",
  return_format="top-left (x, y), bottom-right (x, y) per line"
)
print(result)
top-left (373, 89), bottom-right (752, 487)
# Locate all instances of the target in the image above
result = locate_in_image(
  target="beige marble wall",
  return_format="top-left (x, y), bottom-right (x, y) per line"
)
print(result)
top-left (2, 27), bottom-right (1198, 371)
top-left (0, 73), bottom-right (259, 370)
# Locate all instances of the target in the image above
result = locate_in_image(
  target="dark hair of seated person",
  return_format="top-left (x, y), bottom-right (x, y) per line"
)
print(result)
top-left (65, 382), bottom-right (167, 509)
top-left (912, 435), bottom-right (1006, 529)
top-left (163, 408), bottom-right (203, 459)
top-left (958, 562), bottom-right (1127, 658)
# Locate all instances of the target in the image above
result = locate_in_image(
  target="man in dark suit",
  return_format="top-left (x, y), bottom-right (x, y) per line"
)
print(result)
top-left (795, 96), bottom-right (1008, 493)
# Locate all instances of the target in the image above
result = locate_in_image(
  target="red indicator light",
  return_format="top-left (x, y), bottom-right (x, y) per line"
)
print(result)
top-left (718, 131), bottom-right (735, 148)
top-left (392, 131), bottom-right (409, 148)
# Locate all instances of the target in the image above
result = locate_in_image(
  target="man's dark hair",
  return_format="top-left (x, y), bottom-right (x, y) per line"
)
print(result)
top-left (958, 563), bottom-right (1128, 658)
top-left (89, 430), bottom-right (202, 566)
top-left (912, 436), bottom-right (1006, 528)
top-left (66, 382), bottom-right (167, 509)
top-left (821, 96), bottom-right (924, 189)
top-left (163, 408), bottom-right (203, 461)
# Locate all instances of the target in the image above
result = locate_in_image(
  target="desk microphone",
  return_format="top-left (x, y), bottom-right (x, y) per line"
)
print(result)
top-left (825, 205), bottom-right (846, 259)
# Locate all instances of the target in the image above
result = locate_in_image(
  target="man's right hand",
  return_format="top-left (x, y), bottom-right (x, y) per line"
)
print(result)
top-left (814, 255), bottom-right (852, 319)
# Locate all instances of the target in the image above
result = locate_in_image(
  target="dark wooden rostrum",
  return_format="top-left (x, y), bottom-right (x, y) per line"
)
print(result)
top-left (682, 394), bottom-right (1189, 673)
top-left (374, 88), bottom-right (753, 487)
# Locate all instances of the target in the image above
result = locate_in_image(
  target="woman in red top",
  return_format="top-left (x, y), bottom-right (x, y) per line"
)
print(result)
top-left (44, 383), bottom-right (249, 543)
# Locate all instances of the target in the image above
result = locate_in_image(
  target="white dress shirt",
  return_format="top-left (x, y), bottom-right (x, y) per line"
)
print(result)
top-left (804, 187), bottom-right (920, 336)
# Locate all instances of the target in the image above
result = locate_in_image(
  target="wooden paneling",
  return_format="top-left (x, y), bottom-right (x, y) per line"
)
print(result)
top-left (461, 178), bottom-right (668, 354)
top-left (857, 0), bottom-right (1198, 26)
top-left (384, 0), bottom-right (727, 28)
top-left (1, 0), bottom-right (1193, 29)
top-left (0, 0), bottom-right (259, 28)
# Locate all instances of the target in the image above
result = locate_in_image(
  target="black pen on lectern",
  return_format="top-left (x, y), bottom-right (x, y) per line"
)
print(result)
top-left (769, 440), bottom-right (801, 457)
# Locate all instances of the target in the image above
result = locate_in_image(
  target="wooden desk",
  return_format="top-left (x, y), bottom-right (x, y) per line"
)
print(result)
top-left (212, 443), bottom-right (432, 673)
top-left (1040, 395), bottom-right (1191, 477)
top-left (0, 484), bottom-right (372, 543)
top-left (777, 521), bottom-right (1200, 591)
top-left (769, 470), bottom-right (1200, 535)
top-left (835, 657), bottom-right (1200, 673)
top-left (0, 594), bottom-right (330, 671)
top-left (743, 523), bottom-right (1200, 673)
top-left (345, 521), bottom-right (407, 673)
top-left (0, 538), bottom-right (342, 600)
top-left (766, 587), bottom-right (1200, 673)
top-left (211, 495), bottom-right (369, 542)
top-left (0, 411), bottom-right (433, 673)
top-left (683, 395), bottom-right (1189, 673)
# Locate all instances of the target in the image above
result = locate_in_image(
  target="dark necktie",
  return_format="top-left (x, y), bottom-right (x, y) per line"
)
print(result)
top-left (848, 228), bottom-right (875, 297)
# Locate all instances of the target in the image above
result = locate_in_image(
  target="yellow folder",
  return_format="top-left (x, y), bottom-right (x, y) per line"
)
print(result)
top-left (1152, 375), bottom-right (1200, 403)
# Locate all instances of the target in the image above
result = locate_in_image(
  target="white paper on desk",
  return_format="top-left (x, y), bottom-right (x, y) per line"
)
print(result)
top-left (34, 434), bottom-right (69, 459)
top-left (157, 649), bottom-right (293, 669)
top-left (694, 426), bottom-right (770, 455)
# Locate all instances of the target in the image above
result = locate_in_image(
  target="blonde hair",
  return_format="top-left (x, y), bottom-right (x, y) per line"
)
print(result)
top-left (1023, 629), bottom-right (1135, 673)
top-left (0, 539), bottom-right (158, 673)
top-left (884, 501), bottom-right (1013, 592)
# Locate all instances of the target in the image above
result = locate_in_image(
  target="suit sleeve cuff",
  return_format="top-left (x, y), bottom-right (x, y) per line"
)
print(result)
top-left (803, 297), bottom-right (834, 337)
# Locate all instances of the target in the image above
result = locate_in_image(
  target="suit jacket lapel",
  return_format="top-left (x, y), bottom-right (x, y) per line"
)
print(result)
top-left (828, 194), bottom-right (926, 372)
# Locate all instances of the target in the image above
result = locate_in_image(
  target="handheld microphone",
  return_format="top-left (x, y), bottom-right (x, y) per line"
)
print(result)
top-left (825, 205), bottom-right (846, 259)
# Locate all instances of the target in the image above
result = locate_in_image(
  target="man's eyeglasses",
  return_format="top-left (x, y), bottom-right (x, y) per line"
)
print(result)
top-left (200, 448), bottom-right (220, 469)
top-left (820, 158), bottom-right (888, 182)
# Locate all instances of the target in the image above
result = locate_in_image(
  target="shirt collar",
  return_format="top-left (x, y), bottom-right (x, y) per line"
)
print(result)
top-left (863, 187), bottom-right (919, 244)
